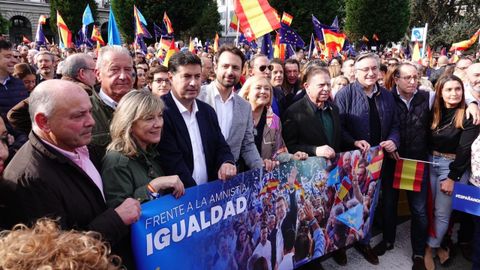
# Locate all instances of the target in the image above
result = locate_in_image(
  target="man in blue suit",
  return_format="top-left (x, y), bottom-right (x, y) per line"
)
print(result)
top-left (157, 51), bottom-right (236, 188)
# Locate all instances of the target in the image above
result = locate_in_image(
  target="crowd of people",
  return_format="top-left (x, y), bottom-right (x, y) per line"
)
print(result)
top-left (0, 36), bottom-right (479, 270)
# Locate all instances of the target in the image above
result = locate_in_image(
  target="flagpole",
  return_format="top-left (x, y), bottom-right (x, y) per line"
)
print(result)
top-left (308, 33), bottom-right (313, 59)
top-left (399, 157), bottom-right (438, 165)
top-left (235, 18), bottom-right (240, 47)
top-left (421, 23), bottom-right (428, 58)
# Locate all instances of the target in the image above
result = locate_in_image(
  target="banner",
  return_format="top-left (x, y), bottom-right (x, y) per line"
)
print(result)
top-left (411, 27), bottom-right (426, 42)
top-left (132, 147), bottom-right (384, 270)
top-left (452, 183), bottom-right (480, 216)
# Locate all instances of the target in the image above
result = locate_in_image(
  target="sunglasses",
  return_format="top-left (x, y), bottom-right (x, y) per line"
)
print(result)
top-left (258, 65), bottom-right (274, 72)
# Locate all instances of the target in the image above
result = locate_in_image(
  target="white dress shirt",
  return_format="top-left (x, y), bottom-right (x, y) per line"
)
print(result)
top-left (99, 89), bottom-right (118, 109)
top-left (213, 88), bottom-right (235, 139)
top-left (171, 94), bottom-right (208, 185)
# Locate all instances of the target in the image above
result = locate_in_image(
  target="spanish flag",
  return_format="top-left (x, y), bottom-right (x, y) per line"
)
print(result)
top-left (450, 29), bottom-right (480, 51)
top-left (163, 39), bottom-right (177, 68)
top-left (281, 12), bottom-right (293, 26)
top-left (323, 29), bottom-right (346, 53)
top-left (22, 36), bottom-right (31, 44)
top-left (163, 12), bottom-right (174, 35)
top-left (335, 177), bottom-right (352, 204)
top-left (259, 178), bottom-right (280, 195)
top-left (412, 42), bottom-right (421, 62)
top-left (372, 33), bottom-right (379, 41)
top-left (229, 13), bottom-right (240, 32)
top-left (366, 149), bottom-right (384, 179)
top-left (273, 34), bottom-right (286, 60)
top-left (91, 25), bottom-right (105, 46)
top-left (56, 11), bottom-right (73, 48)
top-left (188, 37), bottom-right (195, 53)
top-left (234, 0), bottom-right (281, 42)
top-left (393, 159), bottom-right (425, 192)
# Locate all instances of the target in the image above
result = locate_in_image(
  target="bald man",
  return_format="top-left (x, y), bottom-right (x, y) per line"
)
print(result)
top-left (2, 79), bottom-right (140, 267)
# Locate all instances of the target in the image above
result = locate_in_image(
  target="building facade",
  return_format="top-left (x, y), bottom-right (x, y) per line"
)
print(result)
top-left (0, 0), bottom-right (109, 45)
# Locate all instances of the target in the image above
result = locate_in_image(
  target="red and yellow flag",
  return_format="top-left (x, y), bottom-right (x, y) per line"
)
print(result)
top-left (366, 149), bottom-right (384, 179)
top-left (323, 29), bottom-right (346, 53)
top-left (450, 29), bottom-right (480, 51)
top-left (91, 25), bottom-right (105, 46)
top-left (229, 13), bottom-right (239, 32)
top-left (188, 37), bottom-right (195, 53)
top-left (361, 35), bottom-right (369, 43)
top-left (234, 0), bottom-right (281, 42)
top-left (393, 159), bottom-right (425, 192)
top-left (56, 11), bottom-right (73, 48)
top-left (335, 177), bottom-right (352, 204)
top-left (163, 12), bottom-right (174, 35)
top-left (412, 42), bottom-right (421, 63)
top-left (22, 36), bottom-right (31, 44)
top-left (372, 33), bottom-right (379, 41)
top-left (38, 15), bottom-right (47, 25)
top-left (273, 34), bottom-right (286, 60)
top-left (163, 39), bottom-right (177, 67)
top-left (281, 12), bottom-right (293, 26)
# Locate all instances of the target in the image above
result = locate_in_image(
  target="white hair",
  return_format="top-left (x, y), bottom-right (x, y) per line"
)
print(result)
top-left (96, 46), bottom-right (132, 71)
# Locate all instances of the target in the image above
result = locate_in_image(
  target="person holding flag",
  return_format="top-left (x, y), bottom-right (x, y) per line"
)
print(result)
top-left (334, 53), bottom-right (400, 266)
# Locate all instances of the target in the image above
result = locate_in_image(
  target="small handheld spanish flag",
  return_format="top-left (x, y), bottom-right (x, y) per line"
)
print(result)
top-left (393, 158), bottom-right (425, 192)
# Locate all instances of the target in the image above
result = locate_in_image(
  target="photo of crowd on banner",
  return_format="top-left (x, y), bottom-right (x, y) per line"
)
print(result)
top-left (189, 147), bottom-right (384, 270)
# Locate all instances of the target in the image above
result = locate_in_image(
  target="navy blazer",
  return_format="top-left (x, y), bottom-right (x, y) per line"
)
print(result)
top-left (157, 93), bottom-right (235, 188)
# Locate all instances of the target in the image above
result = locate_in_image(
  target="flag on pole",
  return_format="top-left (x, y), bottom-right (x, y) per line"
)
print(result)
top-left (260, 33), bottom-right (273, 59)
top-left (135, 35), bottom-right (148, 54)
top-left (412, 42), bottom-right (421, 62)
top-left (307, 33), bottom-right (315, 59)
top-left (134, 6), bottom-right (152, 38)
top-left (82, 4), bottom-right (94, 25)
top-left (234, 0), bottom-right (281, 42)
top-left (22, 36), bottom-right (31, 44)
top-left (229, 13), bottom-right (240, 32)
top-left (213, 33), bottom-right (219, 52)
top-left (163, 12), bottom-right (174, 35)
top-left (311, 15), bottom-right (338, 42)
top-left (331, 16), bottom-right (339, 31)
top-left (372, 33), bottom-right (379, 41)
top-left (393, 159), bottom-right (425, 192)
top-left (279, 23), bottom-right (305, 48)
top-left (163, 39), bottom-right (177, 67)
top-left (281, 12), bottom-right (293, 26)
top-left (450, 29), bottom-right (480, 51)
top-left (188, 37), bottom-right (195, 53)
top-left (273, 34), bottom-right (286, 60)
top-left (91, 25), bottom-right (105, 46)
top-left (323, 29), bottom-right (346, 54)
top-left (35, 15), bottom-right (47, 46)
top-left (56, 11), bottom-right (73, 48)
top-left (108, 7), bottom-right (122, 45)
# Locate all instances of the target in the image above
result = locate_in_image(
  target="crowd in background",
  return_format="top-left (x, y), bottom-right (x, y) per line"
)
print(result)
top-left (0, 37), bottom-right (480, 270)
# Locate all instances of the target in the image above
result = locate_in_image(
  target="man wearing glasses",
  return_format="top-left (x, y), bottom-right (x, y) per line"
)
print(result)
top-left (0, 40), bottom-right (29, 118)
top-left (379, 63), bottom-right (433, 270)
top-left (334, 53), bottom-right (400, 266)
top-left (61, 53), bottom-right (97, 96)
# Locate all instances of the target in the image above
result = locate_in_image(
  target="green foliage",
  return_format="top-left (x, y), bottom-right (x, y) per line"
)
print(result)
top-left (0, 13), bottom-right (9, 35)
top-left (269, 0), bottom-right (345, 41)
top-left (187, 0), bottom-right (221, 40)
top-left (409, 0), bottom-right (480, 49)
top-left (345, 0), bottom-right (409, 44)
top-left (49, 0), bottom-right (99, 35)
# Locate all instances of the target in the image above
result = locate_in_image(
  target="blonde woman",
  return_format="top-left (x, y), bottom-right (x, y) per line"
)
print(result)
top-left (239, 75), bottom-right (308, 163)
top-left (102, 90), bottom-right (184, 209)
